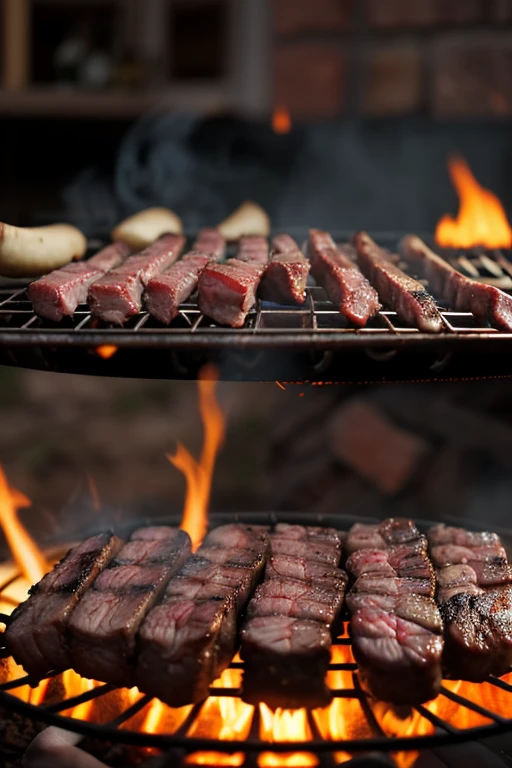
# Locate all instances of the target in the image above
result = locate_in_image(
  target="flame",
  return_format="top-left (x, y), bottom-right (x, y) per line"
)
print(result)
top-left (272, 107), bottom-right (292, 135)
top-left (96, 345), bottom-right (118, 360)
top-left (436, 156), bottom-right (512, 248)
top-left (168, 365), bottom-right (224, 550)
top-left (259, 706), bottom-right (317, 767)
top-left (0, 464), bottom-right (47, 583)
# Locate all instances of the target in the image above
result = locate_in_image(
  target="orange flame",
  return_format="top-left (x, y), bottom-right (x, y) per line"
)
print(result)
top-left (0, 464), bottom-right (47, 583)
top-left (436, 156), bottom-right (512, 248)
top-left (96, 345), bottom-right (118, 360)
top-left (259, 706), bottom-right (317, 767)
top-left (168, 365), bottom-right (224, 550)
top-left (272, 107), bottom-right (292, 135)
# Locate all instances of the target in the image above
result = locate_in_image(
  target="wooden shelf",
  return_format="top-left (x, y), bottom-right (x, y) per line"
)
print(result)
top-left (0, 83), bottom-right (229, 118)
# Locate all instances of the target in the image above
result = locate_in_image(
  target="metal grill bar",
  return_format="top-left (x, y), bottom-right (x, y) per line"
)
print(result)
top-left (43, 684), bottom-right (115, 713)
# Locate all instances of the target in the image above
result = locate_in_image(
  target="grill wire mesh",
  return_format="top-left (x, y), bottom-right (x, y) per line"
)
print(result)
top-left (1, 512), bottom-right (512, 762)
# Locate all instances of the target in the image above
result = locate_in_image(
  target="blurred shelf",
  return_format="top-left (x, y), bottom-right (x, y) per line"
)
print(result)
top-left (0, 84), bottom-right (229, 118)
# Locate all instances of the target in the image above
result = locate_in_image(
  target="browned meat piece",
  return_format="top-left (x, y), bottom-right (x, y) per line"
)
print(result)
top-left (136, 525), bottom-right (269, 707)
top-left (67, 528), bottom-right (191, 686)
top-left (400, 235), bottom-right (512, 331)
top-left (241, 525), bottom-right (346, 709)
top-left (88, 233), bottom-right (186, 325)
top-left (5, 533), bottom-right (123, 680)
top-left (307, 229), bottom-right (381, 326)
top-left (427, 524), bottom-right (512, 680)
top-left (259, 249), bottom-right (310, 305)
top-left (353, 231), bottom-right (443, 332)
top-left (29, 242), bottom-right (130, 322)
top-left (145, 228), bottom-right (226, 325)
top-left (346, 519), bottom-right (444, 705)
top-left (272, 233), bottom-right (299, 253)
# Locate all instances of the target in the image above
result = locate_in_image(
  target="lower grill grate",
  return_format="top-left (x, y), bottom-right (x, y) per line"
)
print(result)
top-left (1, 512), bottom-right (512, 764)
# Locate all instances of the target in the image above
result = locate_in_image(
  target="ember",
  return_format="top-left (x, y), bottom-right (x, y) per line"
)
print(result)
top-left (96, 345), bottom-right (118, 360)
top-left (436, 155), bottom-right (512, 249)
top-left (272, 107), bottom-right (292, 135)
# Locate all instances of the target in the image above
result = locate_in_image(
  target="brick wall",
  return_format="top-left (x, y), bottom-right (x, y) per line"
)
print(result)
top-left (272, 0), bottom-right (512, 118)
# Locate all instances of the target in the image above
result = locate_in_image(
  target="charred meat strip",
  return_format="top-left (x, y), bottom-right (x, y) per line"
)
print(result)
top-left (136, 524), bottom-right (269, 707)
top-left (346, 518), bottom-right (444, 705)
top-left (260, 247), bottom-right (310, 305)
top-left (353, 231), bottom-right (443, 332)
top-left (5, 532), bottom-right (123, 680)
top-left (272, 233), bottom-right (299, 254)
top-left (145, 229), bottom-right (225, 325)
top-left (241, 525), bottom-right (347, 709)
top-left (29, 242), bottom-right (130, 322)
top-left (400, 235), bottom-right (512, 331)
top-left (198, 237), bottom-right (268, 327)
top-left (67, 527), bottom-right (191, 686)
top-left (307, 229), bottom-right (381, 327)
top-left (428, 523), bottom-right (512, 681)
top-left (88, 233), bottom-right (186, 325)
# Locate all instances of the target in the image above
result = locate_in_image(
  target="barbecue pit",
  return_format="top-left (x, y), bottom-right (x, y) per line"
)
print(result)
top-left (1, 512), bottom-right (512, 768)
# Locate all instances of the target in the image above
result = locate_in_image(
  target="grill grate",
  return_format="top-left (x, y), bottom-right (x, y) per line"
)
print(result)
top-left (1, 512), bottom-right (512, 762)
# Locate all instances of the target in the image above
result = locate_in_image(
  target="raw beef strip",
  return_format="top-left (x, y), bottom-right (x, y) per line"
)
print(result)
top-left (29, 242), bottom-right (130, 322)
top-left (307, 229), bottom-right (381, 326)
top-left (88, 233), bottom-right (186, 325)
top-left (260, 247), bottom-right (310, 305)
top-left (353, 231), bottom-right (443, 332)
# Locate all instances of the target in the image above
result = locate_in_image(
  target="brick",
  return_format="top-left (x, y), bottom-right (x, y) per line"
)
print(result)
top-left (273, 43), bottom-right (346, 117)
top-left (363, 42), bottom-right (423, 115)
top-left (273, 0), bottom-right (352, 36)
top-left (330, 399), bottom-right (429, 496)
top-left (366, 0), bottom-right (482, 27)
top-left (432, 34), bottom-right (512, 117)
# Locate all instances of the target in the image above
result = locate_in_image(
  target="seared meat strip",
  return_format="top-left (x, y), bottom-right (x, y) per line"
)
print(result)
top-left (136, 524), bottom-right (269, 707)
top-left (260, 248), bottom-right (310, 305)
top-left (353, 232), bottom-right (443, 332)
top-left (241, 525), bottom-right (347, 709)
top-left (29, 242), bottom-right (130, 322)
top-left (307, 229), bottom-right (381, 326)
top-left (68, 528), bottom-right (191, 686)
top-left (400, 235), bottom-right (512, 331)
top-left (145, 228), bottom-right (226, 324)
top-left (272, 233), bottom-right (299, 254)
top-left (198, 237), bottom-right (268, 327)
top-left (5, 532), bottom-right (123, 680)
top-left (427, 523), bottom-right (512, 680)
top-left (346, 518), bottom-right (444, 705)
top-left (89, 233), bottom-right (186, 325)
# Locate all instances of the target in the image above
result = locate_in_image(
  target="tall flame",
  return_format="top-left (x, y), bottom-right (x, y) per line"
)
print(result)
top-left (259, 706), bottom-right (317, 767)
top-left (0, 464), bottom-right (46, 583)
top-left (168, 365), bottom-right (224, 550)
top-left (436, 156), bottom-right (512, 248)
top-left (272, 107), bottom-right (292, 135)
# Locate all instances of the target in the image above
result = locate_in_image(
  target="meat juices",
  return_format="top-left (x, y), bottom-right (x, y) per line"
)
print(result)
top-left (428, 523), bottom-right (512, 681)
top-left (29, 242), bottom-right (130, 322)
top-left (145, 229), bottom-right (226, 325)
top-left (345, 519), bottom-right (444, 705)
top-left (5, 533), bottom-right (123, 680)
top-left (241, 523), bottom-right (347, 709)
top-left (260, 234), bottom-right (310, 305)
top-left (198, 236), bottom-right (268, 327)
top-left (400, 235), bottom-right (512, 332)
top-left (88, 233), bottom-right (186, 325)
top-left (67, 527), bottom-right (191, 686)
top-left (353, 231), bottom-right (444, 332)
top-left (307, 230), bottom-right (381, 326)
top-left (136, 524), bottom-right (269, 707)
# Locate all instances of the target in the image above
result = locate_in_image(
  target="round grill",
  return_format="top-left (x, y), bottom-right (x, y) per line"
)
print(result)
top-left (1, 512), bottom-right (512, 761)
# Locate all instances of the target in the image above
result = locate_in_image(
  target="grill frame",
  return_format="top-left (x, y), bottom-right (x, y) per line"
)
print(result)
top-left (1, 511), bottom-right (512, 758)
